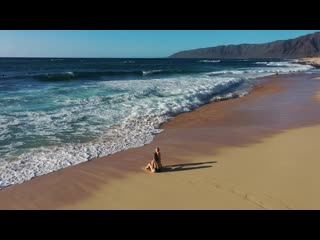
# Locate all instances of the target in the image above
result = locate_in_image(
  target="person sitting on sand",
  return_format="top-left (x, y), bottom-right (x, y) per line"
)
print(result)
top-left (145, 147), bottom-right (162, 173)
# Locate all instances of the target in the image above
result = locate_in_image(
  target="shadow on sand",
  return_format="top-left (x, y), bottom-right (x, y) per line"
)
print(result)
top-left (159, 161), bottom-right (217, 173)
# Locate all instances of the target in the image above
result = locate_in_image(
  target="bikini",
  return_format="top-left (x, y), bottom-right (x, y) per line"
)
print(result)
top-left (154, 152), bottom-right (161, 172)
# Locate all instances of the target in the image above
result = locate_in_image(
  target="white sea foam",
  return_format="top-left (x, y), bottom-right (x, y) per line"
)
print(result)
top-left (142, 70), bottom-right (163, 75)
top-left (266, 62), bottom-right (291, 67)
top-left (208, 70), bottom-right (246, 75)
top-left (207, 61), bottom-right (314, 77)
top-left (198, 60), bottom-right (221, 63)
top-left (266, 62), bottom-right (314, 72)
top-left (0, 75), bottom-right (244, 189)
top-left (0, 60), bottom-right (314, 189)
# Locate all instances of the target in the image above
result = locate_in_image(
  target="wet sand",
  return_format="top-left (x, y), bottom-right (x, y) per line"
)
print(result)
top-left (1, 72), bottom-right (320, 209)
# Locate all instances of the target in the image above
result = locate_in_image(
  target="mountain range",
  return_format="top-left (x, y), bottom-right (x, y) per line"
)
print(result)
top-left (169, 32), bottom-right (320, 59)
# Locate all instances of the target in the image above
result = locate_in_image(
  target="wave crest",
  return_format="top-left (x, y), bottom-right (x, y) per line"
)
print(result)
top-left (0, 75), bottom-right (245, 189)
top-left (198, 60), bottom-right (221, 63)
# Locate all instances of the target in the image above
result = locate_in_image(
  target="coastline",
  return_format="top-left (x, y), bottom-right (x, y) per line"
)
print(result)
top-left (297, 57), bottom-right (320, 68)
top-left (1, 72), bottom-right (320, 209)
top-left (65, 124), bottom-right (320, 210)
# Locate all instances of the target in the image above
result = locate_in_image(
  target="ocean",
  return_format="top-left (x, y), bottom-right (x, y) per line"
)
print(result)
top-left (0, 58), bottom-right (314, 188)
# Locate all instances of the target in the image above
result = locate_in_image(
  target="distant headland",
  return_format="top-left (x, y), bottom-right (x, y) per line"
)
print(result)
top-left (169, 32), bottom-right (320, 59)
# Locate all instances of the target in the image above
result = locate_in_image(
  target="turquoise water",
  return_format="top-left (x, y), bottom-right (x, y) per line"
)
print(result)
top-left (0, 58), bottom-right (314, 188)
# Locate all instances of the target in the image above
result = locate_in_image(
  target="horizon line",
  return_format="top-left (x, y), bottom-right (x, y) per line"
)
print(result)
top-left (0, 56), bottom-right (169, 59)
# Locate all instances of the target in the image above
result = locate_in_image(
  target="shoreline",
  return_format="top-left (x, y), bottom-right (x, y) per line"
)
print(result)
top-left (65, 123), bottom-right (320, 210)
top-left (1, 72), bottom-right (320, 209)
top-left (297, 57), bottom-right (320, 68)
top-left (0, 73), bottom-right (260, 190)
top-left (0, 58), bottom-right (315, 190)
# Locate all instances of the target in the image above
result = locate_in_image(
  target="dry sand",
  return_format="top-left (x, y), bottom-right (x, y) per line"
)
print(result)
top-left (314, 89), bottom-right (320, 101)
top-left (312, 74), bottom-right (320, 101)
top-left (1, 73), bottom-right (320, 210)
top-left (299, 57), bottom-right (320, 68)
top-left (65, 124), bottom-right (320, 210)
top-left (307, 57), bottom-right (320, 66)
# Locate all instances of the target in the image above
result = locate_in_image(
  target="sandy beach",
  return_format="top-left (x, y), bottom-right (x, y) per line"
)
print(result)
top-left (298, 57), bottom-right (320, 68)
top-left (65, 125), bottom-right (320, 210)
top-left (1, 72), bottom-right (320, 209)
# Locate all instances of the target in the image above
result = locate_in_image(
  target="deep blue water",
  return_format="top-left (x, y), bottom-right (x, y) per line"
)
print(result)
top-left (0, 57), bottom-right (314, 188)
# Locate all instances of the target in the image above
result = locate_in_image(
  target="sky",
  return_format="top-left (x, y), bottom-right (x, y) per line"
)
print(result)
top-left (0, 30), bottom-right (318, 58)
